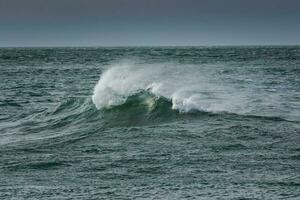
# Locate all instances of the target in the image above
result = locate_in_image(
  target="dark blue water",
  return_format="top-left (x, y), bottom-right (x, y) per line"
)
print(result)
top-left (0, 47), bottom-right (300, 199)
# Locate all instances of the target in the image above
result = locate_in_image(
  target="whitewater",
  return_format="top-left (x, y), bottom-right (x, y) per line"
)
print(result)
top-left (92, 61), bottom-right (299, 120)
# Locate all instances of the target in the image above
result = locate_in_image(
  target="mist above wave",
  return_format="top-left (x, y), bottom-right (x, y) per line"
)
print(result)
top-left (92, 61), bottom-right (246, 114)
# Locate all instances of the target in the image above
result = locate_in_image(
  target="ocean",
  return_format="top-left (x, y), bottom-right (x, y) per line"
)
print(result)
top-left (0, 46), bottom-right (299, 199)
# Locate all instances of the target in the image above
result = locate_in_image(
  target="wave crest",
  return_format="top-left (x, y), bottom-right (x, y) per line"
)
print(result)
top-left (92, 62), bottom-right (244, 114)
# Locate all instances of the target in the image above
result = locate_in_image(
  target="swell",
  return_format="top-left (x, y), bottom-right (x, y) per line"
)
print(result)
top-left (1, 92), bottom-right (292, 149)
top-left (39, 93), bottom-right (293, 133)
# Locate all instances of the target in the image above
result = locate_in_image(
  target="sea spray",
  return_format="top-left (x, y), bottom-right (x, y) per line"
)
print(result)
top-left (92, 61), bottom-right (246, 113)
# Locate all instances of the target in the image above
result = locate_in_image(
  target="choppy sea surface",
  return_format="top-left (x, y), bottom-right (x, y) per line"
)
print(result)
top-left (0, 46), bottom-right (300, 199)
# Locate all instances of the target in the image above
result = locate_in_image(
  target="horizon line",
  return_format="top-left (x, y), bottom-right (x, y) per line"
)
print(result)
top-left (1, 44), bottom-right (300, 48)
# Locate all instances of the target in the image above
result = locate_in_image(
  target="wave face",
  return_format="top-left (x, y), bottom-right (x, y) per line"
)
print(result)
top-left (1, 47), bottom-right (300, 199)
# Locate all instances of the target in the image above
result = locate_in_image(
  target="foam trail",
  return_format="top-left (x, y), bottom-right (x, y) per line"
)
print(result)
top-left (92, 62), bottom-right (246, 113)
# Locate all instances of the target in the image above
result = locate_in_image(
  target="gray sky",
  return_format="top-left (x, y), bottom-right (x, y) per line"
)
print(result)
top-left (0, 0), bottom-right (300, 46)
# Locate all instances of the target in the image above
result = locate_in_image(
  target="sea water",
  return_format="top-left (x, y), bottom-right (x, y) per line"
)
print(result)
top-left (0, 46), bottom-right (300, 199)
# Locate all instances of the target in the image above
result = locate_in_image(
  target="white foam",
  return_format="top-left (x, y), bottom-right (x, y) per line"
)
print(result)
top-left (92, 61), bottom-right (246, 113)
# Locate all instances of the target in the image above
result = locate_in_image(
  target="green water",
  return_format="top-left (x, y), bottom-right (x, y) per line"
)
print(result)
top-left (0, 47), bottom-right (300, 199)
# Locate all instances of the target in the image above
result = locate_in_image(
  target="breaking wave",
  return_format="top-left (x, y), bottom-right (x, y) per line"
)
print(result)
top-left (92, 62), bottom-right (246, 114)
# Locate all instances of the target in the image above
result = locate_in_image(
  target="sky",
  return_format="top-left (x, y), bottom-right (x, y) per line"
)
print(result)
top-left (0, 0), bottom-right (300, 47)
